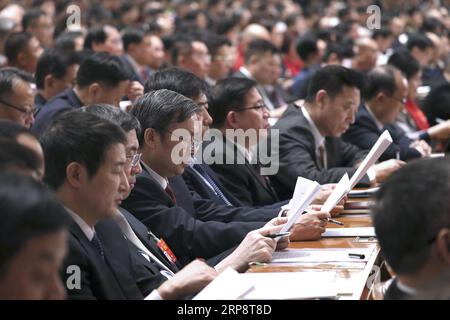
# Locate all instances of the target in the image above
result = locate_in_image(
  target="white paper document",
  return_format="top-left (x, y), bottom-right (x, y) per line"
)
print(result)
top-left (322, 227), bottom-right (376, 238)
top-left (349, 130), bottom-right (393, 189)
top-left (193, 268), bottom-right (254, 300)
top-left (279, 177), bottom-right (321, 233)
top-left (321, 173), bottom-right (350, 213)
top-left (238, 272), bottom-right (338, 300)
top-left (271, 248), bottom-right (373, 263)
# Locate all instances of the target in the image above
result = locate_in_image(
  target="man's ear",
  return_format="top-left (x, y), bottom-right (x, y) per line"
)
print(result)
top-left (315, 90), bottom-right (328, 109)
top-left (435, 228), bottom-right (450, 265)
top-left (226, 111), bottom-right (239, 129)
top-left (143, 127), bottom-right (158, 149)
top-left (44, 74), bottom-right (54, 89)
top-left (87, 82), bottom-right (101, 99)
top-left (65, 162), bottom-right (85, 188)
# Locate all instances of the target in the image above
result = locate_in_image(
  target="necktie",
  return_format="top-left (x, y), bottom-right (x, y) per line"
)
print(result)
top-left (164, 184), bottom-right (177, 204)
top-left (317, 144), bottom-right (327, 169)
top-left (114, 213), bottom-right (175, 276)
top-left (91, 232), bottom-right (105, 260)
top-left (193, 164), bottom-right (232, 206)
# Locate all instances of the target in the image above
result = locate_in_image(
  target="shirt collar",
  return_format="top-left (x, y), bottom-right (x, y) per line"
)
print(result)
top-left (301, 106), bottom-right (325, 150)
top-left (65, 206), bottom-right (95, 241)
top-left (141, 161), bottom-right (168, 189)
top-left (365, 104), bottom-right (384, 131)
top-left (239, 66), bottom-right (253, 79)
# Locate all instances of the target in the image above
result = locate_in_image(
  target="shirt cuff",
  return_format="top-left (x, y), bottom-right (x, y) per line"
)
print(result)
top-left (144, 289), bottom-right (164, 300)
top-left (366, 167), bottom-right (376, 183)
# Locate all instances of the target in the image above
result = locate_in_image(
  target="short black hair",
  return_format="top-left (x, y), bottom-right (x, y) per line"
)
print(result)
top-left (144, 67), bottom-right (209, 100)
top-left (363, 65), bottom-right (400, 101)
top-left (122, 28), bottom-right (145, 52)
top-left (40, 110), bottom-right (126, 190)
top-left (209, 77), bottom-right (257, 128)
top-left (76, 51), bottom-right (131, 88)
top-left (0, 138), bottom-right (39, 174)
top-left (0, 67), bottom-right (33, 101)
top-left (407, 33), bottom-right (434, 51)
top-left (205, 34), bottom-right (232, 58)
top-left (4, 32), bottom-right (35, 64)
top-left (83, 26), bottom-right (107, 50)
top-left (0, 172), bottom-right (70, 278)
top-left (82, 104), bottom-right (141, 137)
top-left (388, 50), bottom-right (421, 80)
top-left (130, 89), bottom-right (200, 145)
top-left (35, 49), bottom-right (79, 89)
top-left (244, 39), bottom-right (279, 64)
top-left (296, 34), bottom-right (318, 61)
top-left (21, 8), bottom-right (46, 31)
top-left (372, 27), bottom-right (392, 40)
top-left (305, 65), bottom-right (364, 103)
top-left (54, 31), bottom-right (83, 53)
top-left (372, 158), bottom-right (450, 275)
top-left (170, 34), bottom-right (205, 66)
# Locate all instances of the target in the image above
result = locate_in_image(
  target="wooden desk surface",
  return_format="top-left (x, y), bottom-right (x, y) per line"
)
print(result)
top-left (249, 212), bottom-right (380, 300)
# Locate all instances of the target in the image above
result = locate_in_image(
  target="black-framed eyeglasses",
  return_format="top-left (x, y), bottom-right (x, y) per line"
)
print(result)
top-left (0, 99), bottom-right (35, 118)
top-left (126, 153), bottom-right (142, 168)
top-left (387, 95), bottom-right (407, 105)
top-left (232, 102), bottom-right (267, 113)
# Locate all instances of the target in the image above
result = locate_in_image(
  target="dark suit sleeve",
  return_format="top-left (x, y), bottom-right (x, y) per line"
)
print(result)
top-left (122, 175), bottom-right (265, 262)
top-left (276, 126), bottom-right (366, 186)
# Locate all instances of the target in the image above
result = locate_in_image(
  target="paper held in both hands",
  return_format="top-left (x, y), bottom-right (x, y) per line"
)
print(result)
top-left (319, 130), bottom-right (393, 213)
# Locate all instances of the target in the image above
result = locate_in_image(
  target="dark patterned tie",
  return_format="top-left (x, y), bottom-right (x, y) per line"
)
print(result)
top-left (193, 164), bottom-right (232, 206)
top-left (91, 232), bottom-right (105, 260)
top-left (165, 184), bottom-right (177, 204)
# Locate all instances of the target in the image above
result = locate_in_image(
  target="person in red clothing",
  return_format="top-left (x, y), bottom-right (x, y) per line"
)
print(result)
top-left (389, 51), bottom-right (450, 143)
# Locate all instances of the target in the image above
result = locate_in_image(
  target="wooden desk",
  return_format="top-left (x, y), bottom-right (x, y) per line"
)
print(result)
top-left (249, 213), bottom-right (381, 300)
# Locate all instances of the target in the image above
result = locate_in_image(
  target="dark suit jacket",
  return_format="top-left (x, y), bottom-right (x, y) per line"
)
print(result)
top-left (32, 88), bottom-right (83, 136)
top-left (120, 55), bottom-right (151, 85)
top-left (202, 135), bottom-right (282, 207)
top-left (62, 218), bottom-right (145, 300)
top-left (271, 104), bottom-right (370, 200)
top-left (122, 167), bottom-right (268, 265)
top-left (343, 104), bottom-right (422, 161)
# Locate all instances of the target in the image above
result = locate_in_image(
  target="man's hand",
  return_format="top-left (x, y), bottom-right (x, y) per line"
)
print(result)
top-left (289, 211), bottom-right (330, 241)
top-left (373, 159), bottom-right (405, 184)
top-left (157, 259), bottom-right (218, 299)
top-left (427, 120), bottom-right (450, 140)
top-left (410, 140), bottom-right (432, 157)
top-left (311, 184), bottom-right (335, 205)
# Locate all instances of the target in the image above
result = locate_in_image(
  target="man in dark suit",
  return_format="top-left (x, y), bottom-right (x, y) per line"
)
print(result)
top-left (234, 39), bottom-right (294, 113)
top-left (42, 110), bottom-right (218, 300)
top-left (121, 28), bottom-right (156, 85)
top-left (124, 89), bottom-right (323, 266)
top-left (372, 158), bottom-right (450, 300)
top-left (343, 65), bottom-right (431, 161)
top-left (271, 65), bottom-right (403, 199)
top-left (32, 52), bottom-right (132, 136)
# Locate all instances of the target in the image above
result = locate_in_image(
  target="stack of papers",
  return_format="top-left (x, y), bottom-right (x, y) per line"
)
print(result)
top-left (348, 187), bottom-right (379, 198)
top-left (322, 227), bottom-right (376, 238)
top-left (271, 248), bottom-right (373, 263)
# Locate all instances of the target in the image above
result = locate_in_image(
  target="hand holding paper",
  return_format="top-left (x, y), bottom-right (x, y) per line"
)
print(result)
top-left (321, 173), bottom-right (350, 213)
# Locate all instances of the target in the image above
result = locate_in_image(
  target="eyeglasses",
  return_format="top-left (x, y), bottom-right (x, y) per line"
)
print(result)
top-left (387, 95), bottom-right (407, 105)
top-left (0, 99), bottom-right (35, 118)
top-left (126, 153), bottom-right (142, 168)
top-left (233, 102), bottom-right (267, 113)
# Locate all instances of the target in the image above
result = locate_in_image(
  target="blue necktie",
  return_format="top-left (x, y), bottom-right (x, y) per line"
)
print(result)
top-left (193, 164), bottom-right (233, 206)
top-left (91, 232), bottom-right (105, 260)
